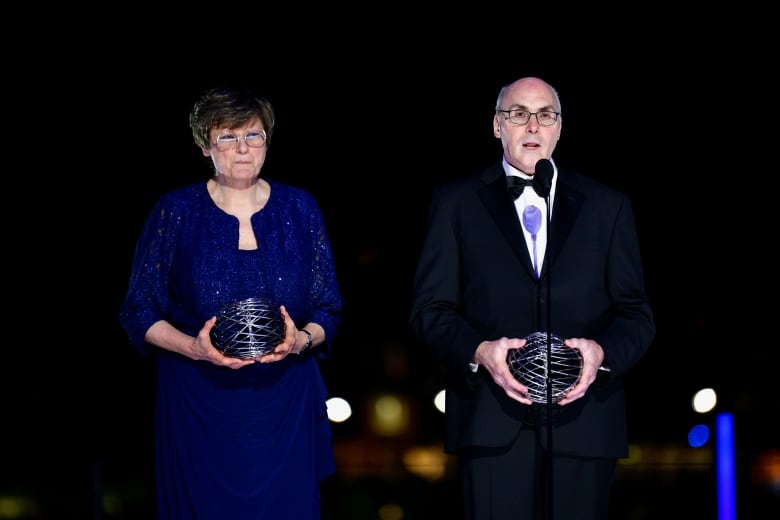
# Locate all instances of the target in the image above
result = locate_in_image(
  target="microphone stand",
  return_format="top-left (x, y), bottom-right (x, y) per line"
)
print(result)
top-left (543, 189), bottom-right (553, 520)
top-left (532, 160), bottom-right (554, 520)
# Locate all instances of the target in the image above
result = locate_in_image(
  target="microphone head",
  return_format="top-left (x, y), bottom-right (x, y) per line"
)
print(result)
top-left (533, 158), bottom-right (553, 196)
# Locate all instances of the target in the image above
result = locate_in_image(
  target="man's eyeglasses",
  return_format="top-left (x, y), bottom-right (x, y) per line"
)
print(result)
top-left (497, 109), bottom-right (560, 127)
top-left (215, 129), bottom-right (267, 151)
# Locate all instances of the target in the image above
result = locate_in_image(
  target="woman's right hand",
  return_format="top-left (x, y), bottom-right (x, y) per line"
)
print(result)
top-left (194, 316), bottom-right (257, 369)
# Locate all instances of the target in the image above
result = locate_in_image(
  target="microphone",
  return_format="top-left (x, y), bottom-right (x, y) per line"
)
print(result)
top-left (533, 158), bottom-right (554, 197)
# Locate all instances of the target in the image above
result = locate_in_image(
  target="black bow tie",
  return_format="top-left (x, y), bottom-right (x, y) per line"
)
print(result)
top-left (507, 176), bottom-right (544, 199)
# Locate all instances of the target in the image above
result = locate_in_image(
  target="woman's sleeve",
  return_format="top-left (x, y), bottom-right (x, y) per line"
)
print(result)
top-left (306, 200), bottom-right (343, 359)
top-left (118, 196), bottom-right (179, 355)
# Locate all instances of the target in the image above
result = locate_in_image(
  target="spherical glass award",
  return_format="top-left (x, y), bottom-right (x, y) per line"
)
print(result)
top-left (210, 297), bottom-right (286, 359)
top-left (506, 331), bottom-right (582, 404)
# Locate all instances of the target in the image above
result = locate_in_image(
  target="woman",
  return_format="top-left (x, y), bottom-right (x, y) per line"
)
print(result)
top-left (119, 85), bottom-right (343, 519)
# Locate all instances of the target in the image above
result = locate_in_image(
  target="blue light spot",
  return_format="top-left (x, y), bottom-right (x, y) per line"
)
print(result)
top-left (688, 424), bottom-right (710, 448)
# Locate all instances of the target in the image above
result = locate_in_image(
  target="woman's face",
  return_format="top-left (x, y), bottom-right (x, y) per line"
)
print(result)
top-left (202, 117), bottom-right (267, 181)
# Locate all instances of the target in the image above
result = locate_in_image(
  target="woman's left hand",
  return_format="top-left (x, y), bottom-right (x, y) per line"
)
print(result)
top-left (258, 305), bottom-right (299, 363)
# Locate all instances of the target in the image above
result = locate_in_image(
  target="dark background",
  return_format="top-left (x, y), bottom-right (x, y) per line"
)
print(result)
top-left (5, 16), bottom-right (778, 518)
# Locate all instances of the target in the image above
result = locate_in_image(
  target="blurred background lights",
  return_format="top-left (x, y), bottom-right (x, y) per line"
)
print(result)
top-left (692, 387), bottom-right (717, 414)
top-left (402, 445), bottom-right (449, 481)
top-left (377, 503), bottom-right (404, 520)
top-left (369, 394), bottom-right (409, 436)
top-left (326, 396), bottom-right (352, 423)
top-left (434, 390), bottom-right (446, 413)
top-left (688, 424), bottom-right (710, 448)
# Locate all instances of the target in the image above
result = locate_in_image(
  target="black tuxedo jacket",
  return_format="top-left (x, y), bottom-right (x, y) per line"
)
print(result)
top-left (410, 161), bottom-right (655, 458)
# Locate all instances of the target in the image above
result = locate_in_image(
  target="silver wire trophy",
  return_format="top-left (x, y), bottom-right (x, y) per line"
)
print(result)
top-left (506, 332), bottom-right (582, 404)
top-left (210, 297), bottom-right (286, 359)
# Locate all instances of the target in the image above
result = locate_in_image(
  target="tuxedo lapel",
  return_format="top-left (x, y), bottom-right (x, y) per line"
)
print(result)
top-left (478, 169), bottom-right (537, 279)
top-left (540, 172), bottom-right (584, 280)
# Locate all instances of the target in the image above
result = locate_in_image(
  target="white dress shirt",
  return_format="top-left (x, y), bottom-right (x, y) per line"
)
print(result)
top-left (503, 157), bottom-right (557, 274)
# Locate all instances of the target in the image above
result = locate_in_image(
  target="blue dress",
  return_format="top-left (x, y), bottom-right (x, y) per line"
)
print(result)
top-left (119, 180), bottom-right (342, 519)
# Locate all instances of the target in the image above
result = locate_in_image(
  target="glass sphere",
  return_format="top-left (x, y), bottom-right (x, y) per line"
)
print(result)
top-left (210, 297), bottom-right (286, 359)
top-left (506, 332), bottom-right (582, 404)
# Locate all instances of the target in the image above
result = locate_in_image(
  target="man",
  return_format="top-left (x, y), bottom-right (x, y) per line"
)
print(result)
top-left (409, 76), bottom-right (655, 519)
